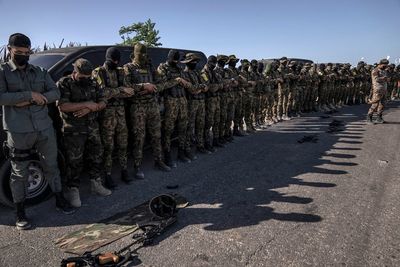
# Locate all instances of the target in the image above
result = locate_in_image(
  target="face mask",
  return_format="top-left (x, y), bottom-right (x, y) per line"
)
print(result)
top-left (78, 78), bottom-right (91, 87)
top-left (187, 62), bottom-right (197, 70)
top-left (135, 54), bottom-right (148, 65)
top-left (106, 60), bottom-right (118, 70)
top-left (13, 54), bottom-right (30, 66)
top-left (208, 62), bottom-right (216, 69)
top-left (228, 62), bottom-right (236, 68)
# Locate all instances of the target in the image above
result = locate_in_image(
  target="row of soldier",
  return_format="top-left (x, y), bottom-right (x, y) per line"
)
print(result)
top-left (58, 45), bottom-right (400, 209)
top-left (2, 33), bottom-right (398, 229)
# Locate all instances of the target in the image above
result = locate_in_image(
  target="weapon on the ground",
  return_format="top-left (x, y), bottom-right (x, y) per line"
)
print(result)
top-left (60, 194), bottom-right (180, 267)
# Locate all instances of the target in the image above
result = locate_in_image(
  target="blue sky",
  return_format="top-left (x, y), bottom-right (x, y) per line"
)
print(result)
top-left (0, 0), bottom-right (399, 65)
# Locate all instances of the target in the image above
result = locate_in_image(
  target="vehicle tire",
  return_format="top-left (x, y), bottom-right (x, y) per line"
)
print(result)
top-left (0, 158), bottom-right (52, 208)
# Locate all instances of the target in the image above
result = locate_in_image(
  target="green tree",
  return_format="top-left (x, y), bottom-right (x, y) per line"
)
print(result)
top-left (119, 19), bottom-right (162, 47)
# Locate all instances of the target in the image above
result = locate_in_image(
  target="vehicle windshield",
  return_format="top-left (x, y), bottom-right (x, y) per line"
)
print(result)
top-left (29, 54), bottom-right (65, 70)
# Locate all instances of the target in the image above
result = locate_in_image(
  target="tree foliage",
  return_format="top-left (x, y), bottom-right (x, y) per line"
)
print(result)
top-left (119, 19), bottom-right (162, 47)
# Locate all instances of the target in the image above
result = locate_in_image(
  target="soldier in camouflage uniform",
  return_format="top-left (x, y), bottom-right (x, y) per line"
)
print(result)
top-left (239, 59), bottom-right (257, 132)
top-left (276, 57), bottom-right (292, 120)
top-left (123, 43), bottom-right (171, 178)
top-left (92, 47), bottom-right (134, 189)
top-left (249, 60), bottom-right (263, 129)
top-left (317, 64), bottom-right (329, 111)
top-left (367, 59), bottom-right (389, 124)
top-left (201, 55), bottom-right (221, 152)
top-left (156, 49), bottom-right (194, 164)
top-left (269, 60), bottom-right (281, 123)
top-left (224, 55), bottom-right (241, 141)
top-left (57, 58), bottom-right (112, 208)
top-left (309, 63), bottom-right (320, 112)
top-left (256, 62), bottom-right (269, 127)
top-left (262, 62), bottom-right (277, 125)
top-left (214, 55), bottom-right (230, 144)
top-left (181, 53), bottom-right (210, 155)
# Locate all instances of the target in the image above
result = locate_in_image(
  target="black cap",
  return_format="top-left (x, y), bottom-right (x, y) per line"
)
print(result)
top-left (379, 59), bottom-right (389, 65)
top-left (8, 33), bottom-right (31, 48)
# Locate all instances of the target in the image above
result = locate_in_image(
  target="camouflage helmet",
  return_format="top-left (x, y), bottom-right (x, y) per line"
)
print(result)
top-left (240, 59), bottom-right (250, 65)
top-left (288, 60), bottom-right (297, 67)
top-left (217, 54), bottom-right (229, 63)
top-left (181, 53), bottom-right (201, 63)
top-left (73, 58), bottom-right (93, 75)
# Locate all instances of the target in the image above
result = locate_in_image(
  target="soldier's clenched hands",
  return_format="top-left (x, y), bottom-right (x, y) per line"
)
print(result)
top-left (31, 92), bottom-right (48, 105)
top-left (139, 83), bottom-right (157, 95)
top-left (121, 87), bottom-right (135, 96)
top-left (73, 108), bottom-right (91, 118)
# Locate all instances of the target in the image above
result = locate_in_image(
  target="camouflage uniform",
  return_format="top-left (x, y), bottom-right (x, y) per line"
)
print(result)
top-left (224, 55), bottom-right (241, 139)
top-left (367, 60), bottom-right (389, 122)
top-left (239, 60), bottom-right (255, 130)
top-left (123, 47), bottom-right (169, 169)
top-left (181, 53), bottom-right (208, 152)
top-left (92, 63), bottom-right (129, 176)
top-left (276, 58), bottom-right (291, 119)
top-left (156, 50), bottom-right (192, 162)
top-left (214, 55), bottom-right (230, 143)
top-left (200, 56), bottom-right (221, 150)
top-left (57, 73), bottom-right (106, 188)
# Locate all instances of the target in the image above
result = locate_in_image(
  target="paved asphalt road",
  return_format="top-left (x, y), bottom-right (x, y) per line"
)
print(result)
top-left (1, 102), bottom-right (400, 267)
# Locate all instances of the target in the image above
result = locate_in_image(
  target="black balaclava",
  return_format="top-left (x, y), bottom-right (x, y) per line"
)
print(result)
top-left (187, 61), bottom-right (198, 70)
top-left (207, 55), bottom-right (217, 69)
top-left (228, 60), bottom-right (236, 68)
top-left (105, 47), bottom-right (121, 69)
top-left (258, 62), bottom-right (264, 74)
top-left (167, 50), bottom-right (180, 67)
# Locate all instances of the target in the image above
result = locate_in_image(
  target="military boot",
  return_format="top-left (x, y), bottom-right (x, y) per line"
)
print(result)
top-left (185, 149), bottom-right (197, 161)
top-left (104, 174), bottom-right (117, 189)
top-left (55, 192), bottom-right (76, 215)
top-left (204, 143), bottom-right (216, 153)
top-left (375, 114), bottom-right (385, 124)
top-left (213, 139), bottom-right (225, 148)
top-left (90, 178), bottom-right (112, 196)
top-left (155, 160), bottom-right (172, 172)
top-left (121, 169), bottom-right (134, 183)
top-left (219, 137), bottom-right (227, 144)
top-left (225, 134), bottom-right (234, 143)
top-left (64, 187), bottom-right (81, 208)
top-left (197, 146), bottom-right (212, 154)
top-left (233, 127), bottom-right (245, 137)
top-left (178, 148), bottom-right (191, 163)
top-left (15, 202), bottom-right (31, 230)
top-left (164, 151), bottom-right (177, 168)
top-left (133, 166), bottom-right (145, 179)
top-left (366, 114), bottom-right (374, 125)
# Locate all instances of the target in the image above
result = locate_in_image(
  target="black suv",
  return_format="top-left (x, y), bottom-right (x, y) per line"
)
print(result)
top-left (0, 45), bottom-right (207, 207)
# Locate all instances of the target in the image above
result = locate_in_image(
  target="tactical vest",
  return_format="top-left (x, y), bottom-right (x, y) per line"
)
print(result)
top-left (202, 67), bottom-right (219, 98)
top-left (159, 63), bottom-right (186, 98)
top-left (96, 66), bottom-right (125, 107)
top-left (59, 76), bottom-right (98, 133)
top-left (184, 69), bottom-right (205, 100)
top-left (125, 63), bottom-right (156, 102)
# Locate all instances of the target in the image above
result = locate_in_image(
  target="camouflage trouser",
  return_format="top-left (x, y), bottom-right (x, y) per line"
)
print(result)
top-left (219, 93), bottom-right (228, 138)
top-left (225, 92), bottom-right (235, 137)
top-left (63, 122), bottom-right (103, 188)
top-left (258, 93), bottom-right (267, 123)
top-left (310, 88), bottom-right (318, 110)
top-left (233, 91), bottom-right (243, 129)
top-left (291, 88), bottom-right (300, 114)
top-left (277, 86), bottom-right (288, 117)
top-left (163, 96), bottom-right (188, 151)
top-left (7, 127), bottom-right (61, 203)
top-left (285, 89), bottom-right (293, 115)
top-left (243, 92), bottom-right (254, 128)
top-left (99, 106), bottom-right (128, 174)
top-left (368, 91), bottom-right (387, 115)
top-left (254, 93), bottom-right (262, 123)
top-left (272, 89), bottom-right (279, 118)
top-left (131, 99), bottom-right (162, 167)
top-left (265, 91), bottom-right (274, 120)
top-left (186, 99), bottom-right (205, 149)
top-left (205, 96), bottom-right (220, 145)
